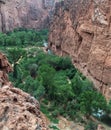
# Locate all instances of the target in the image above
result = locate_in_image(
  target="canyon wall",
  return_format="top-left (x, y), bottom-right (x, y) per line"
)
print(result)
top-left (49, 0), bottom-right (111, 100)
top-left (0, 52), bottom-right (48, 129)
top-left (0, 0), bottom-right (58, 32)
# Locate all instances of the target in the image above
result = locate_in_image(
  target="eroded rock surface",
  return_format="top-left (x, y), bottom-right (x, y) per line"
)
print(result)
top-left (0, 52), bottom-right (12, 87)
top-left (0, 0), bottom-right (58, 32)
top-left (0, 86), bottom-right (47, 130)
top-left (0, 52), bottom-right (47, 130)
top-left (49, 0), bottom-right (111, 100)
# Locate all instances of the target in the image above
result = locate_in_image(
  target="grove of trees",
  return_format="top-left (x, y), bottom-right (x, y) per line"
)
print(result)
top-left (0, 28), bottom-right (110, 129)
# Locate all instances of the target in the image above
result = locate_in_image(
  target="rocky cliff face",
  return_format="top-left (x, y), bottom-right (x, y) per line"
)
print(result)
top-left (49, 0), bottom-right (111, 100)
top-left (0, 52), bottom-right (47, 130)
top-left (0, 0), bottom-right (58, 32)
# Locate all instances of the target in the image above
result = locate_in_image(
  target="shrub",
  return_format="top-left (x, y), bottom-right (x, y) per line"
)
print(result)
top-left (85, 121), bottom-right (98, 130)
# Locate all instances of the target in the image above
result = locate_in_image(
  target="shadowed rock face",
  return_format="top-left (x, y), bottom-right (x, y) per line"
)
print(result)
top-left (0, 0), bottom-right (58, 32)
top-left (0, 52), bottom-right (48, 129)
top-left (0, 52), bottom-right (12, 87)
top-left (49, 0), bottom-right (111, 100)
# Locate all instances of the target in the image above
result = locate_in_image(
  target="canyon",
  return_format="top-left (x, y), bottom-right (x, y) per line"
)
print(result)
top-left (0, 0), bottom-right (111, 129)
top-left (49, 0), bottom-right (111, 100)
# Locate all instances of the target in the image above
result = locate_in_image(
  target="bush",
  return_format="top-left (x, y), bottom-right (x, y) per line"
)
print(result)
top-left (85, 121), bottom-right (98, 130)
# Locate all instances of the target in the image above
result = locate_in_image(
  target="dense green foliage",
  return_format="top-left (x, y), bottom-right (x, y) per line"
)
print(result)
top-left (7, 47), bottom-right (107, 121)
top-left (0, 28), bottom-right (48, 46)
top-left (0, 29), bottom-right (110, 128)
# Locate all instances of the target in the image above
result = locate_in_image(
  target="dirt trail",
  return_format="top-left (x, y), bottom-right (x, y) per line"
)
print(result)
top-left (57, 116), bottom-right (84, 130)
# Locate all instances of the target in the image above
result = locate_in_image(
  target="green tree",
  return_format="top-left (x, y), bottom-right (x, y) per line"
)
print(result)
top-left (38, 64), bottom-right (56, 93)
top-left (8, 48), bottom-right (26, 79)
top-left (71, 72), bottom-right (93, 96)
top-left (21, 76), bottom-right (45, 100)
top-left (0, 33), bottom-right (6, 45)
top-left (29, 63), bottom-right (38, 78)
top-left (79, 90), bottom-right (107, 118)
top-left (51, 72), bottom-right (74, 103)
top-left (71, 72), bottom-right (83, 96)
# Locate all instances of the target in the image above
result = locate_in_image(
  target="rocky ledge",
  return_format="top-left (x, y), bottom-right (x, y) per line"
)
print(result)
top-left (0, 52), bottom-right (47, 130)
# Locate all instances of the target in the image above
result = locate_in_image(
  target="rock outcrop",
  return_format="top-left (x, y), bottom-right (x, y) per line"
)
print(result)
top-left (49, 0), bottom-right (111, 100)
top-left (0, 0), bottom-right (58, 32)
top-left (0, 52), bottom-right (12, 87)
top-left (0, 52), bottom-right (47, 129)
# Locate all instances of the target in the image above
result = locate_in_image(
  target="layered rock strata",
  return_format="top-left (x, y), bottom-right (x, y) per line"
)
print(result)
top-left (0, 52), bottom-right (47, 130)
top-left (49, 0), bottom-right (111, 100)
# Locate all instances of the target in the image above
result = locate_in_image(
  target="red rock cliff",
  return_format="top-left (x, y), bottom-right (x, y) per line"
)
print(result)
top-left (0, 52), bottom-right (48, 129)
top-left (49, 0), bottom-right (111, 100)
top-left (0, 0), bottom-right (58, 32)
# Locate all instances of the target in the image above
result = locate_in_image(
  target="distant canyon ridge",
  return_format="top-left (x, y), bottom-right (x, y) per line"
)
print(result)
top-left (0, 0), bottom-right (60, 32)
